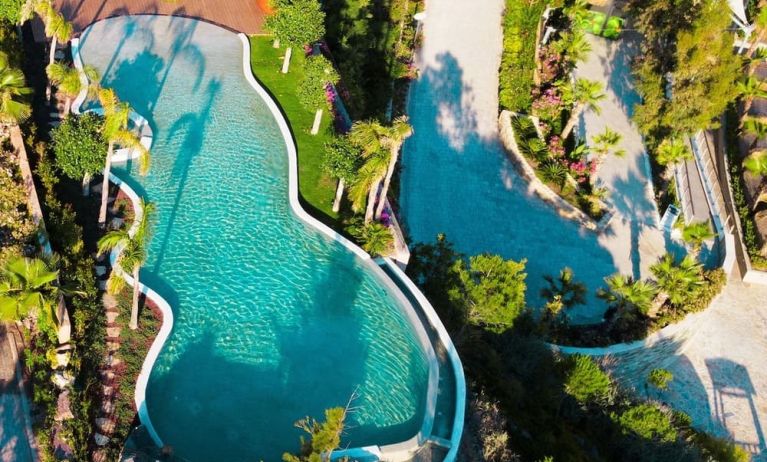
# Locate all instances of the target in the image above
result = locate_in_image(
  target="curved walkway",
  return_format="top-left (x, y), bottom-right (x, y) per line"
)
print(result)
top-left (399, 0), bottom-right (669, 322)
top-left (613, 281), bottom-right (767, 460)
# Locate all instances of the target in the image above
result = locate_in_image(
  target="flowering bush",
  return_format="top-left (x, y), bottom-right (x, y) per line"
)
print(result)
top-left (538, 45), bottom-right (565, 83)
top-left (548, 135), bottom-right (565, 158)
top-left (532, 87), bottom-right (564, 124)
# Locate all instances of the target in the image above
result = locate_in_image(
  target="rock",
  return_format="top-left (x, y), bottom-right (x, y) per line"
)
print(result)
top-left (100, 370), bottom-right (115, 381)
top-left (102, 385), bottom-right (113, 397)
top-left (54, 391), bottom-right (74, 421)
top-left (94, 265), bottom-right (107, 276)
top-left (52, 370), bottom-right (74, 389)
top-left (106, 356), bottom-right (122, 368)
top-left (100, 400), bottom-right (114, 415)
top-left (102, 293), bottom-right (118, 309)
top-left (106, 326), bottom-right (121, 338)
top-left (106, 341), bottom-right (120, 353)
top-left (55, 351), bottom-right (70, 368)
top-left (94, 432), bottom-right (110, 446)
top-left (95, 417), bottom-right (115, 434)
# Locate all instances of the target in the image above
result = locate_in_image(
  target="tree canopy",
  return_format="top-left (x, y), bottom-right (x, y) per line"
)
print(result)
top-left (297, 54), bottom-right (339, 111)
top-left (282, 407), bottom-right (346, 462)
top-left (265, 0), bottom-right (325, 47)
top-left (564, 354), bottom-right (612, 404)
top-left (51, 113), bottom-right (107, 180)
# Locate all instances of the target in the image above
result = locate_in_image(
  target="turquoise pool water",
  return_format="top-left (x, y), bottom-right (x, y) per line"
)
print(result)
top-left (79, 16), bottom-right (430, 461)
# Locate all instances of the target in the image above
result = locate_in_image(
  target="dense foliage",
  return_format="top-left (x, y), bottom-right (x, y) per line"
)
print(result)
top-left (282, 407), bottom-right (346, 462)
top-left (0, 0), bottom-right (23, 23)
top-left (0, 146), bottom-right (36, 259)
top-left (266, 0), bottom-right (326, 48)
top-left (51, 112), bottom-right (107, 181)
top-left (499, 0), bottom-right (547, 112)
top-left (409, 235), bottom-right (745, 460)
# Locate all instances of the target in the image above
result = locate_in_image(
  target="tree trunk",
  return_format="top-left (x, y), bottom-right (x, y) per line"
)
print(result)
top-left (560, 105), bottom-right (583, 140)
top-left (63, 97), bottom-right (72, 119)
top-left (311, 108), bottom-right (323, 135)
top-left (98, 141), bottom-right (114, 227)
top-left (46, 36), bottom-right (57, 101)
top-left (273, 38), bottom-right (280, 48)
top-left (332, 178), bottom-right (345, 212)
top-left (281, 46), bottom-right (292, 74)
top-left (647, 292), bottom-right (668, 318)
top-left (374, 145), bottom-right (400, 220)
top-left (130, 266), bottom-right (140, 330)
top-left (365, 178), bottom-right (381, 224)
top-left (748, 29), bottom-right (766, 59)
top-left (82, 172), bottom-right (91, 196)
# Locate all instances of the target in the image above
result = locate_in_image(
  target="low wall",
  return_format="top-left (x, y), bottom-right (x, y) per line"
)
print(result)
top-left (549, 303), bottom-right (711, 381)
top-left (498, 110), bottom-right (599, 231)
top-left (10, 125), bottom-right (71, 345)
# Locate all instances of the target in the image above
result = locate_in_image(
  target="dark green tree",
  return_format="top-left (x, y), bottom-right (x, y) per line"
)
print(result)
top-left (563, 354), bottom-right (612, 404)
top-left (322, 137), bottom-right (359, 212)
top-left (265, 0), bottom-right (325, 73)
top-left (451, 254), bottom-right (527, 333)
top-left (51, 112), bottom-right (107, 194)
top-left (614, 403), bottom-right (677, 443)
top-left (298, 55), bottom-right (339, 135)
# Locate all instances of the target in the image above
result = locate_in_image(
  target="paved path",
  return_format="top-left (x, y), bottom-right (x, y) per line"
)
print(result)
top-left (399, 1), bottom-right (674, 322)
top-left (0, 325), bottom-right (36, 462)
top-left (615, 281), bottom-right (767, 460)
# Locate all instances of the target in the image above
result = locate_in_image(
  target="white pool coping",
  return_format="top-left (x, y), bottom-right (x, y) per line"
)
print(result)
top-left (71, 21), bottom-right (465, 461)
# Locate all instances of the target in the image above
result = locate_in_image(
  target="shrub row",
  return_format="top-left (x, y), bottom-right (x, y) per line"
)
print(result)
top-left (499, 0), bottom-right (547, 112)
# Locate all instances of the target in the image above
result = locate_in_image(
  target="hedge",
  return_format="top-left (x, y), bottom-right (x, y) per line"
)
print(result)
top-left (499, 0), bottom-right (547, 112)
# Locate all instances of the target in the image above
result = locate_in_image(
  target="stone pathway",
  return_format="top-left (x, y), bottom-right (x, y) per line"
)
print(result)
top-left (615, 281), bottom-right (767, 460)
top-left (399, 1), bottom-right (676, 322)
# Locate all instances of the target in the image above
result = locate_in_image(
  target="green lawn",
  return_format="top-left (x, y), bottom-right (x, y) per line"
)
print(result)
top-left (248, 36), bottom-right (339, 226)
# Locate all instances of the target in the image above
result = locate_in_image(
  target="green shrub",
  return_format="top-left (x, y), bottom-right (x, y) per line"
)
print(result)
top-left (695, 433), bottom-right (750, 462)
top-left (499, 0), bottom-right (547, 112)
top-left (51, 113), bottom-right (107, 181)
top-left (0, 0), bottom-right (23, 23)
top-left (564, 354), bottom-right (612, 404)
top-left (615, 403), bottom-right (677, 443)
top-left (647, 368), bottom-right (673, 390)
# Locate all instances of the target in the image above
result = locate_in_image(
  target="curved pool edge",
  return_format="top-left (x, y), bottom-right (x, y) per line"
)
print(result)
top-left (70, 24), bottom-right (465, 461)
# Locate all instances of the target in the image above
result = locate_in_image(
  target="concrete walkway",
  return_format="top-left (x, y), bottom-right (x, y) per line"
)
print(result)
top-left (399, 1), bottom-right (674, 322)
top-left (0, 325), bottom-right (36, 462)
top-left (615, 281), bottom-right (767, 460)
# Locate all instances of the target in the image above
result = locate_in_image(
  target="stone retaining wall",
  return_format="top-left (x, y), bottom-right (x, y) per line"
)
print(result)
top-left (498, 110), bottom-right (599, 231)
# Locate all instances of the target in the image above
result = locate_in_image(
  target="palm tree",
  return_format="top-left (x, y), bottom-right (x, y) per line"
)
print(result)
top-left (747, 3), bottom-right (767, 59)
top-left (591, 127), bottom-right (624, 159)
top-left (24, 0), bottom-right (73, 100)
top-left (541, 267), bottom-right (587, 311)
top-left (0, 257), bottom-right (59, 328)
top-left (554, 30), bottom-right (592, 65)
top-left (348, 116), bottom-right (413, 221)
top-left (743, 116), bottom-right (767, 150)
top-left (745, 149), bottom-right (767, 209)
top-left (46, 62), bottom-right (100, 117)
top-left (347, 219), bottom-right (393, 256)
top-left (559, 78), bottom-right (605, 140)
top-left (737, 76), bottom-right (767, 123)
top-left (347, 149), bottom-right (389, 224)
top-left (97, 88), bottom-right (150, 227)
top-left (98, 200), bottom-right (156, 330)
top-left (650, 253), bottom-right (703, 308)
top-left (0, 52), bottom-right (31, 126)
top-left (679, 220), bottom-right (715, 260)
top-left (655, 137), bottom-right (692, 180)
top-left (540, 161), bottom-right (568, 189)
top-left (597, 274), bottom-right (657, 317)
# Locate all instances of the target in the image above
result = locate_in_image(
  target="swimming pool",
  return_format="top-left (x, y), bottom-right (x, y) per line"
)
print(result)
top-left (77, 16), bottom-right (434, 461)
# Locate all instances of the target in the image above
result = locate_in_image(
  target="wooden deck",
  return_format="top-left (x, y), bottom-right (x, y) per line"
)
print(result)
top-left (53, 0), bottom-right (269, 35)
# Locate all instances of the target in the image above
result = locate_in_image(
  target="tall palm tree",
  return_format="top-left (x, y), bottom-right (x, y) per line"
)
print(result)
top-left (97, 88), bottom-right (150, 227)
top-left (347, 150), bottom-right (389, 224)
top-left (559, 78), bottom-right (605, 140)
top-left (348, 116), bottom-right (413, 221)
top-left (98, 200), bottom-right (156, 330)
top-left (0, 257), bottom-right (59, 328)
top-left (541, 267), bottom-right (587, 310)
top-left (744, 150), bottom-right (767, 210)
top-left (680, 220), bottom-right (715, 260)
top-left (743, 116), bottom-right (767, 150)
top-left (650, 253), bottom-right (704, 308)
top-left (0, 52), bottom-right (31, 126)
top-left (22, 0), bottom-right (73, 100)
top-left (737, 76), bottom-right (767, 123)
top-left (597, 274), bottom-right (657, 317)
top-left (46, 62), bottom-right (99, 117)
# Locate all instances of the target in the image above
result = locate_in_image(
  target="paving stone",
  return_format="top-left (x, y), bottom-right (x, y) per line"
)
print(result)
top-left (94, 265), bottom-right (107, 276)
top-left (106, 311), bottom-right (119, 323)
top-left (102, 293), bottom-right (118, 309)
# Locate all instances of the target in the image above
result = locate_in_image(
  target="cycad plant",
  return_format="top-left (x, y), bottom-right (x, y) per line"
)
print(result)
top-left (46, 62), bottom-right (100, 116)
top-left (348, 116), bottom-right (413, 221)
top-left (679, 220), bottom-right (715, 261)
top-left (591, 127), bottom-right (625, 159)
top-left (98, 199), bottom-right (156, 330)
top-left (597, 274), bottom-right (657, 317)
top-left (0, 256), bottom-right (60, 334)
top-left (650, 253), bottom-right (704, 307)
top-left (737, 76), bottom-right (767, 123)
top-left (97, 88), bottom-right (150, 227)
top-left (743, 116), bottom-right (767, 150)
top-left (0, 51), bottom-right (31, 125)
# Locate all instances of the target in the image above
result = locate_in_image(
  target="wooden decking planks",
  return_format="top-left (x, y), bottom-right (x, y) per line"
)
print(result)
top-left (53, 0), bottom-right (268, 35)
